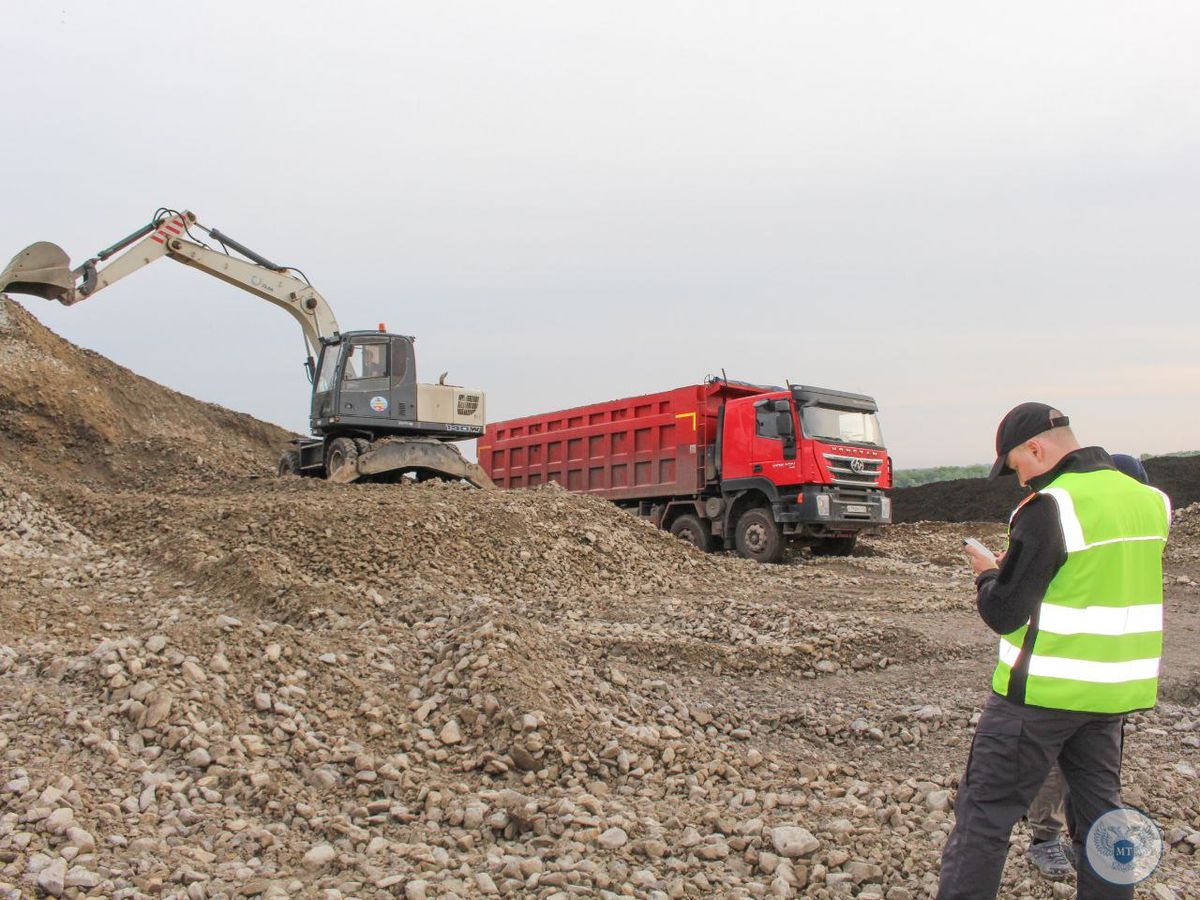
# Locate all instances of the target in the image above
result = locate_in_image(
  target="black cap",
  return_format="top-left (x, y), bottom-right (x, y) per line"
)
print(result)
top-left (988, 402), bottom-right (1070, 479)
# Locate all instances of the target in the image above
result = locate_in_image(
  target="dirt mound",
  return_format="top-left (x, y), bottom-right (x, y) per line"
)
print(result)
top-left (1143, 455), bottom-right (1200, 510)
top-left (0, 296), bottom-right (291, 486)
top-left (892, 454), bottom-right (1200, 523)
top-left (67, 477), bottom-right (742, 608)
top-left (890, 476), bottom-right (1025, 524)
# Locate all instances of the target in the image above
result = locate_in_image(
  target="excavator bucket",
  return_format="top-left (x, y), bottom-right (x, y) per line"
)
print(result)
top-left (0, 242), bottom-right (76, 302)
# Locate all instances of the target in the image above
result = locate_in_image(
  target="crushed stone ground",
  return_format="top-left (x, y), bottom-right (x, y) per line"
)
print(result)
top-left (2, 295), bottom-right (1198, 899)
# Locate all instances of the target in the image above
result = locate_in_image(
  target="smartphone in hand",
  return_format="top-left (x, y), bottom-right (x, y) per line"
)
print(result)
top-left (962, 537), bottom-right (997, 566)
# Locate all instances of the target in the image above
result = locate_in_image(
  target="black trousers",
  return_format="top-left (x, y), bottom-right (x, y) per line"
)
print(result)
top-left (937, 692), bottom-right (1132, 900)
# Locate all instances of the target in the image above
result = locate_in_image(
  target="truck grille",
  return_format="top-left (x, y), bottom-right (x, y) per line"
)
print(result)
top-left (833, 486), bottom-right (872, 503)
top-left (823, 453), bottom-right (883, 486)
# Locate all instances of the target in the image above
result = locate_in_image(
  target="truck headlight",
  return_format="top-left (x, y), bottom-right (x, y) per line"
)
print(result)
top-left (816, 494), bottom-right (831, 517)
top-left (881, 497), bottom-right (892, 522)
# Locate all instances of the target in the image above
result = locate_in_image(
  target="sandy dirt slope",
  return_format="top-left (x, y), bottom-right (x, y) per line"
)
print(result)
top-left (2, 296), bottom-right (1198, 899)
top-left (0, 299), bottom-right (291, 488)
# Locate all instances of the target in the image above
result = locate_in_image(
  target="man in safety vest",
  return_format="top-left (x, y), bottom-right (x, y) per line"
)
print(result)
top-left (1022, 451), bottom-right (1155, 882)
top-left (937, 403), bottom-right (1171, 899)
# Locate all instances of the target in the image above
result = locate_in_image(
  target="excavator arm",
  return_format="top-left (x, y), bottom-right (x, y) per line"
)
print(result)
top-left (0, 209), bottom-right (340, 362)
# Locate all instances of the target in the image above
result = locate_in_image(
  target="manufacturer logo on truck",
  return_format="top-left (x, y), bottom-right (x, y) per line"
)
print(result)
top-left (828, 445), bottom-right (879, 456)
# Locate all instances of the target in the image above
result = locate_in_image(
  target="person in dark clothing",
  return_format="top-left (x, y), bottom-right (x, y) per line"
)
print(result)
top-left (937, 404), bottom-right (1171, 900)
top-left (1023, 451), bottom-right (1153, 881)
top-left (1111, 452), bottom-right (1150, 484)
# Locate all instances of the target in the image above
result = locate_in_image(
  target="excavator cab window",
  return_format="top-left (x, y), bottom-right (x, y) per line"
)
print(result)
top-left (315, 343), bottom-right (341, 393)
top-left (345, 342), bottom-right (388, 381)
top-left (390, 338), bottom-right (410, 383)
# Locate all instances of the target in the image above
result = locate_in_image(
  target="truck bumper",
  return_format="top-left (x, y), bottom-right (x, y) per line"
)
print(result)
top-left (772, 485), bottom-right (891, 536)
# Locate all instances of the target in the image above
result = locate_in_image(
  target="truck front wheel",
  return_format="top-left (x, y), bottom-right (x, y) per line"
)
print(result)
top-left (669, 514), bottom-right (715, 552)
top-left (734, 508), bottom-right (785, 564)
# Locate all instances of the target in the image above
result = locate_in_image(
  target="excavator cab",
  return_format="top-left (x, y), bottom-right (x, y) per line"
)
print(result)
top-left (309, 331), bottom-right (419, 435)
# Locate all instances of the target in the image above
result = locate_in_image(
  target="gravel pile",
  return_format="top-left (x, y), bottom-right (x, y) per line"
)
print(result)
top-left (2, 298), bottom-right (1198, 898)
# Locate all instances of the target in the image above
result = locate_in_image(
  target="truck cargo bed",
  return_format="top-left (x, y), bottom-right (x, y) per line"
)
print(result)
top-left (480, 381), bottom-right (765, 501)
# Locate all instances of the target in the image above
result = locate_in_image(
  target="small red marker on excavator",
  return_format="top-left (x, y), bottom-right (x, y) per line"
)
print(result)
top-left (378, 322), bottom-right (386, 332)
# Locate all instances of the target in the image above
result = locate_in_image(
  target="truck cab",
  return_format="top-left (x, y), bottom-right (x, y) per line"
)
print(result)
top-left (717, 385), bottom-right (892, 558)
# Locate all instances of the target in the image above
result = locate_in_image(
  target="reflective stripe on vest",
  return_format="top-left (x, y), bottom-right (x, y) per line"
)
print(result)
top-left (992, 469), bottom-right (1170, 714)
top-left (997, 637), bottom-right (1160, 683)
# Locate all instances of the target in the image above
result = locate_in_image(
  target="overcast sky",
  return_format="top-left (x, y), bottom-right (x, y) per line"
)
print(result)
top-left (3, 2), bottom-right (1198, 467)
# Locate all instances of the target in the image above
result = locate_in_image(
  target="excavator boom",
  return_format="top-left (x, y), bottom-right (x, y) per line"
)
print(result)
top-left (0, 209), bottom-right (340, 360)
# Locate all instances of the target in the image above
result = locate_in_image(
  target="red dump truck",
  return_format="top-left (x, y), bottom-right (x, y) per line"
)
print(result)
top-left (479, 379), bottom-right (892, 562)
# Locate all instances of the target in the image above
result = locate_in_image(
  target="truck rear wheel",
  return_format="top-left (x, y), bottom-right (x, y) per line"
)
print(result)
top-left (669, 514), bottom-right (714, 552)
top-left (277, 450), bottom-right (301, 477)
top-left (325, 437), bottom-right (359, 480)
top-left (812, 536), bottom-right (857, 557)
top-left (734, 508), bottom-right (785, 564)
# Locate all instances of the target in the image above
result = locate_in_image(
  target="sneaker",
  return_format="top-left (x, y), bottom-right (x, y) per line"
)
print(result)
top-left (1027, 838), bottom-right (1073, 881)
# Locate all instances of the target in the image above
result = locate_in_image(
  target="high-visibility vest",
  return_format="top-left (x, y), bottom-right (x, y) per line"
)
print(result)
top-left (992, 468), bottom-right (1171, 714)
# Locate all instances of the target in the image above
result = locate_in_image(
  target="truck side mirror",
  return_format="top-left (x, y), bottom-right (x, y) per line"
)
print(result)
top-left (777, 408), bottom-right (796, 459)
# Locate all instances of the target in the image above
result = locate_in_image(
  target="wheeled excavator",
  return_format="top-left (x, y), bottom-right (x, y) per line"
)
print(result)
top-left (0, 208), bottom-right (495, 487)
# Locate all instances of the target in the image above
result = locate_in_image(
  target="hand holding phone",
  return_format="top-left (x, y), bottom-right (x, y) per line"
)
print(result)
top-left (962, 537), bottom-right (998, 568)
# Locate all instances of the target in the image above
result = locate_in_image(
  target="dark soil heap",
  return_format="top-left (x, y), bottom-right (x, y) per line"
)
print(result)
top-left (892, 455), bottom-right (1200, 523)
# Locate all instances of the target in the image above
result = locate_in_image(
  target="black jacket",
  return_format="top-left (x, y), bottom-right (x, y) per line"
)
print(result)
top-left (974, 447), bottom-right (1119, 704)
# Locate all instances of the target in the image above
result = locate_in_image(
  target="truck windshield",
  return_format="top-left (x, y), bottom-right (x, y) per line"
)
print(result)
top-left (316, 344), bottom-right (341, 393)
top-left (800, 406), bottom-right (883, 446)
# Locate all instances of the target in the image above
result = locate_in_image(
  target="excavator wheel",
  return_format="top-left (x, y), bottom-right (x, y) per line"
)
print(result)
top-left (325, 437), bottom-right (360, 480)
top-left (277, 450), bottom-right (301, 477)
